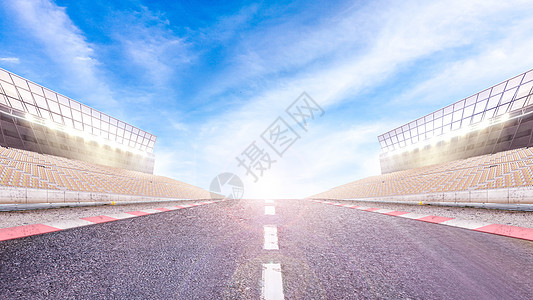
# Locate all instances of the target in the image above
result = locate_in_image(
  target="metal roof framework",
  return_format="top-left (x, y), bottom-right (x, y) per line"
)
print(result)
top-left (378, 69), bottom-right (533, 154)
top-left (0, 68), bottom-right (156, 155)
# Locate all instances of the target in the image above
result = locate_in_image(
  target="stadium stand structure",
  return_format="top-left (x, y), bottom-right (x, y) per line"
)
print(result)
top-left (379, 68), bottom-right (533, 174)
top-left (0, 68), bottom-right (155, 173)
top-left (314, 147), bottom-right (533, 199)
top-left (313, 69), bottom-right (533, 204)
top-left (0, 146), bottom-right (209, 199)
top-left (0, 68), bottom-right (213, 204)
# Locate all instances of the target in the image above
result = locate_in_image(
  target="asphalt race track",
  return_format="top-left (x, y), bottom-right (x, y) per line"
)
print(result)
top-left (1, 199), bottom-right (533, 299)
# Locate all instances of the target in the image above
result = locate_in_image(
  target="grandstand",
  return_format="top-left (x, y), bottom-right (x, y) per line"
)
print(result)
top-left (0, 68), bottom-right (155, 173)
top-left (379, 69), bottom-right (533, 174)
top-left (313, 69), bottom-right (533, 204)
top-left (314, 147), bottom-right (533, 199)
top-left (0, 146), bottom-right (209, 199)
top-left (0, 68), bottom-right (212, 204)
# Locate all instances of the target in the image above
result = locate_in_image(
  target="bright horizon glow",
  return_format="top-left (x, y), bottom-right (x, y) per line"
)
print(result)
top-left (2, 0), bottom-right (533, 198)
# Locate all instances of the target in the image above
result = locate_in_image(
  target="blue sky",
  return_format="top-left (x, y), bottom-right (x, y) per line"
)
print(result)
top-left (1, 0), bottom-right (533, 198)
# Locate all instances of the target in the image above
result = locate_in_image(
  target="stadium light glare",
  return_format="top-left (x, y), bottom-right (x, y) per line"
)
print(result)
top-left (44, 119), bottom-right (59, 130)
top-left (502, 113), bottom-right (510, 122)
top-left (384, 108), bottom-right (533, 157)
top-left (479, 120), bottom-right (491, 129)
top-left (65, 127), bottom-right (79, 137)
top-left (25, 113), bottom-right (35, 122)
top-left (403, 145), bottom-right (414, 153)
top-left (379, 68), bottom-right (533, 163)
top-left (19, 110), bottom-right (148, 156)
top-left (432, 137), bottom-right (441, 147)
top-left (459, 127), bottom-right (470, 137)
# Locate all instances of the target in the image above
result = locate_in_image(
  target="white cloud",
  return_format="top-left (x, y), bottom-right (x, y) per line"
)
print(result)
top-left (391, 28), bottom-right (533, 110)
top-left (171, 121), bottom-right (189, 132)
top-left (111, 6), bottom-right (192, 88)
top-left (5, 0), bottom-right (117, 109)
top-left (75, 56), bottom-right (94, 61)
top-left (0, 57), bottom-right (20, 63)
top-left (201, 4), bottom-right (260, 43)
top-left (155, 0), bottom-right (533, 198)
top-left (123, 37), bottom-right (187, 87)
top-left (6, 0), bottom-right (530, 198)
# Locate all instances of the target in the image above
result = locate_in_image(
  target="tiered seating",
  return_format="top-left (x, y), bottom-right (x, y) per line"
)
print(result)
top-left (0, 146), bottom-right (210, 199)
top-left (314, 147), bottom-right (533, 199)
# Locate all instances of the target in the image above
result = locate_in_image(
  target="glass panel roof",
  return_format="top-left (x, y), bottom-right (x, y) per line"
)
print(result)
top-left (0, 68), bottom-right (156, 153)
top-left (378, 68), bottom-right (533, 153)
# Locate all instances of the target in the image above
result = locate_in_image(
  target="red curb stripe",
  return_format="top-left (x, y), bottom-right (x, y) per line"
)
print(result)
top-left (310, 199), bottom-right (533, 242)
top-left (0, 201), bottom-right (220, 242)
top-left (154, 208), bottom-right (171, 212)
top-left (82, 215), bottom-right (119, 224)
top-left (363, 207), bottom-right (381, 212)
top-left (126, 211), bottom-right (151, 216)
top-left (0, 224), bottom-right (61, 242)
top-left (417, 215), bottom-right (454, 224)
top-left (383, 211), bottom-right (410, 216)
top-left (474, 224), bottom-right (533, 242)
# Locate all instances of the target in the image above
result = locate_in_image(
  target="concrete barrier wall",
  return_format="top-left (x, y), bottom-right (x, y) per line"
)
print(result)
top-left (0, 186), bottom-right (194, 204)
top-left (4, 185), bottom-right (533, 205)
top-left (341, 186), bottom-right (533, 204)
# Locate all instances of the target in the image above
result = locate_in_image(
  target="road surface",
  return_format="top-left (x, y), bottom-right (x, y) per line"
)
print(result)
top-left (1, 199), bottom-right (532, 299)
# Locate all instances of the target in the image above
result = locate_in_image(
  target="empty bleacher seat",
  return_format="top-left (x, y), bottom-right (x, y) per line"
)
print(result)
top-left (314, 147), bottom-right (533, 199)
top-left (0, 146), bottom-right (210, 199)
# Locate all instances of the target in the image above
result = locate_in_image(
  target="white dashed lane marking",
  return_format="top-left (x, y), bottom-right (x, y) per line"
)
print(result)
top-left (264, 225), bottom-right (279, 250)
top-left (262, 263), bottom-right (285, 300)
top-left (261, 201), bottom-right (283, 298)
top-left (265, 206), bottom-right (276, 215)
